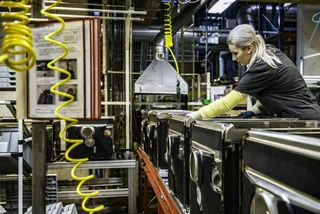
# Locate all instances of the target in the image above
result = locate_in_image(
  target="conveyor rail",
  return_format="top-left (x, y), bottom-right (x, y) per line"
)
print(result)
top-left (137, 147), bottom-right (182, 214)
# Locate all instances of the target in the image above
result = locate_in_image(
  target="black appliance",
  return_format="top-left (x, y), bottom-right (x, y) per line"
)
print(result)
top-left (147, 110), bottom-right (190, 170)
top-left (66, 117), bottom-right (115, 160)
top-left (188, 120), bottom-right (226, 214)
top-left (189, 140), bottom-right (223, 214)
top-left (242, 130), bottom-right (320, 214)
top-left (166, 114), bottom-right (188, 209)
top-left (141, 110), bottom-right (152, 159)
top-left (167, 134), bottom-right (184, 201)
top-left (188, 117), bottom-right (316, 214)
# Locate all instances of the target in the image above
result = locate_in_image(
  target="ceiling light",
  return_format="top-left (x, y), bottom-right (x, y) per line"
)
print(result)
top-left (208, 0), bottom-right (236, 14)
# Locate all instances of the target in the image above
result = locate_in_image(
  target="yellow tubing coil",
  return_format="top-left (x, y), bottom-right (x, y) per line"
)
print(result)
top-left (41, 1), bottom-right (104, 213)
top-left (164, 0), bottom-right (179, 73)
top-left (0, 0), bottom-right (36, 70)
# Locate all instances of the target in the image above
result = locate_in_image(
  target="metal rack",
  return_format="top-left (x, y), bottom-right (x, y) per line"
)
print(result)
top-left (47, 160), bottom-right (137, 214)
top-left (0, 174), bottom-right (58, 213)
top-left (0, 100), bottom-right (32, 214)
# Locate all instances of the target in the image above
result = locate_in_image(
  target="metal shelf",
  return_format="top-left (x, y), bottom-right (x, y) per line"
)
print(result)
top-left (48, 160), bottom-right (137, 214)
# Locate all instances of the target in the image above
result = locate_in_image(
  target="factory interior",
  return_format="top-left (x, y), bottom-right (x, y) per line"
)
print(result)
top-left (0, 0), bottom-right (320, 213)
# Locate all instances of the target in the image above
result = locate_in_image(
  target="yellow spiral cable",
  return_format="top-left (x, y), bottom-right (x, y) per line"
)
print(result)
top-left (0, 0), bottom-right (36, 70)
top-left (164, 0), bottom-right (179, 73)
top-left (41, 2), bottom-right (104, 214)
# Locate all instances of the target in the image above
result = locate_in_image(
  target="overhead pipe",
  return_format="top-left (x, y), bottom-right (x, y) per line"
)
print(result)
top-left (132, 27), bottom-right (228, 43)
top-left (236, 4), bottom-right (297, 28)
top-left (194, 44), bottom-right (229, 52)
top-left (236, 4), bottom-right (259, 28)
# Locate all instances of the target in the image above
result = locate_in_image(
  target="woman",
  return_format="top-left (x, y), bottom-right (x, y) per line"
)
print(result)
top-left (188, 24), bottom-right (320, 120)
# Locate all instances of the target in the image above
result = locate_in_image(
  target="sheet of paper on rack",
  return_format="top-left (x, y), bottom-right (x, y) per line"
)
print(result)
top-left (29, 21), bottom-right (85, 119)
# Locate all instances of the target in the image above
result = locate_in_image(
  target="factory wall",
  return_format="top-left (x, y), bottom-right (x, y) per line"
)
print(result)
top-left (297, 4), bottom-right (320, 76)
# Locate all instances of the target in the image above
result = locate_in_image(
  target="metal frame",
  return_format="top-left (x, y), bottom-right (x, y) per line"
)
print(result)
top-left (18, 119), bottom-right (24, 214)
top-left (48, 160), bottom-right (137, 214)
top-left (100, 5), bottom-right (135, 150)
top-left (0, 101), bottom-right (29, 214)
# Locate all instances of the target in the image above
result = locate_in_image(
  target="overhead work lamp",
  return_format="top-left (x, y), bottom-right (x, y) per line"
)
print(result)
top-left (208, 0), bottom-right (236, 14)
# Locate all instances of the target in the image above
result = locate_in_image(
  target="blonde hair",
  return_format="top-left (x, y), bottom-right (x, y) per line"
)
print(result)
top-left (227, 24), bottom-right (282, 70)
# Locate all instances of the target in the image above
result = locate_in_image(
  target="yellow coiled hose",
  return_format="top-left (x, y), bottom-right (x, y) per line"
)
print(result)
top-left (41, 1), bottom-right (103, 213)
top-left (164, 0), bottom-right (179, 73)
top-left (0, 0), bottom-right (36, 70)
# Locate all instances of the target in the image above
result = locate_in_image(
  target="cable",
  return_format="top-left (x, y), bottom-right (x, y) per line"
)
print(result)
top-left (164, 0), bottom-right (179, 74)
top-left (0, 0), bottom-right (36, 70)
top-left (41, 2), bottom-right (103, 214)
top-left (141, 196), bottom-right (157, 214)
top-left (303, 12), bottom-right (320, 57)
top-left (164, 0), bottom-right (182, 101)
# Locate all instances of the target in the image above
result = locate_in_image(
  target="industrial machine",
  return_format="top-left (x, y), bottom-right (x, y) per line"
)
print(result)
top-left (138, 108), bottom-right (320, 214)
top-left (167, 115), bottom-right (191, 209)
top-left (140, 109), bottom-right (152, 160)
top-left (167, 134), bottom-right (184, 204)
top-left (242, 130), bottom-right (320, 214)
top-left (187, 118), bottom-right (320, 214)
top-left (66, 117), bottom-right (115, 160)
top-left (142, 110), bottom-right (190, 173)
top-left (190, 140), bottom-right (223, 214)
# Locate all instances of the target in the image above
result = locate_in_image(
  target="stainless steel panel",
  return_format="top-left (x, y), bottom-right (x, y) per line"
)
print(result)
top-left (246, 130), bottom-right (320, 160)
top-left (246, 167), bottom-right (320, 214)
top-left (134, 59), bottom-right (188, 95)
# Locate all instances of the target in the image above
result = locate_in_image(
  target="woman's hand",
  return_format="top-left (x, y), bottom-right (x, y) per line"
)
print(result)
top-left (186, 111), bottom-right (202, 120)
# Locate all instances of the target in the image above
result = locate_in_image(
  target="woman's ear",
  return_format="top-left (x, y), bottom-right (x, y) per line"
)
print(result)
top-left (247, 44), bottom-right (254, 54)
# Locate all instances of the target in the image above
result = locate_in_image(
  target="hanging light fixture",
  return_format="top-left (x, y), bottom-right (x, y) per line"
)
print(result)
top-left (208, 0), bottom-right (236, 14)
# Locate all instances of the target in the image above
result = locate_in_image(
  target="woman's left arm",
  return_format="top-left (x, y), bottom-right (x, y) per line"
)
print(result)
top-left (198, 90), bottom-right (247, 118)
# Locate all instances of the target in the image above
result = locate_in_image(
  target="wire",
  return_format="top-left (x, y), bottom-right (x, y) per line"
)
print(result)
top-left (303, 12), bottom-right (320, 57)
top-left (0, 0), bottom-right (36, 70)
top-left (148, 196), bottom-right (157, 206)
top-left (41, 2), bottom-right (104, 214)
top-left (164, 0), bottom-right (179, 74)
top-left (164, 0), bottom-right (182, 101)
top-left (141, 196), bottom-right (157, 214)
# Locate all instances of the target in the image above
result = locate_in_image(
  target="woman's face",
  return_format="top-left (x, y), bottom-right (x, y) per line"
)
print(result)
top-left (228, 44), bottom-right (252, 66)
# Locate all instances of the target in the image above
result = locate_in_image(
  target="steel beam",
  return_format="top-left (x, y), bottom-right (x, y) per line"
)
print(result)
top-left (59, 188), bottom-right (129, 199)
top-left (47, 160), bottom-right (136, 169)
top-left (31, 122), bottom-right (47, 214)
top-left (125, 12), bottom-right (132, 150)
top-left (30, 0), bottom-right (43, 18)
top-left (128, 166), bottom-right (137, 214)
top-left (30, 9), bottom-right (46, 214)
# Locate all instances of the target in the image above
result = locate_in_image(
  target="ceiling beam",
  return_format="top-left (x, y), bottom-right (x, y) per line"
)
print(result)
top-left (144, 0), bottom-right (161, 25)
top-left (240, 0), bottom-right (320, 4)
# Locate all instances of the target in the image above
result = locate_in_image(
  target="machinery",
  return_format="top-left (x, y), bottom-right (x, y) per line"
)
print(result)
top-left (189, 140), bottom-right (222, 214)
top-left (65, 117), bottom-right (115, 160)
top-left (140, 109), bottom-right (152, 159)
top-left (242, 130), bottom-right (320, 213)
top-left (147, 110), bottom-right (190, 171)
top-left (175, 117), bottom-right (320, 213)
top-left (166, 115), bottom-right (193, 209)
